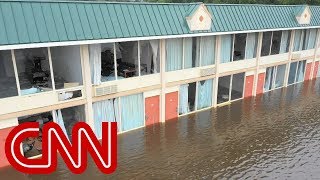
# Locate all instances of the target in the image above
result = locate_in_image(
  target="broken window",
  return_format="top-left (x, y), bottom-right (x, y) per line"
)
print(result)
top-left (231, 73), bottom-right (245, 100)
top-left (233, 34), bottom-right (246, 61)
top-left (50, 45), bottom-right (83, 89)
top-left (18, 111), bottom-right (53, 158)
top-left (217, 75), bottom-right (231, 104)
top-left (116, 41), bottom-right (139, 78)
top-left (58, 105), bottom-right (86, 139)
top-left (0, 50), bottom-right (18, 98)
top-left (140, 40), bottom-right (160, 75)
top-left (261, 32), bottom-right (272, 56)
top-left (99, 43), bottom-right (116, 82)
top-left (179, 82), bottom-right (196, 115)
top-left (270, 31), bottom-right (282, 55)
top-left (14, 48), bottom-right (53, 95)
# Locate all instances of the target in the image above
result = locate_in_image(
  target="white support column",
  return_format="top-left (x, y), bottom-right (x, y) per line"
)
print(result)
top-left (310, 29), bottom-right (320, 79)
top-left (160, 39), bottom-right (166, 123)
top-left (80, 45), bottom-right (94, 130)
top-left (47, 47), bottom-right (56, 90)
top-left (213, 35), bottom-right (221, 107)
top-left (284, 30), bottom-right (295, 87)
top-left (11, 49), bottom-right (21, 96)
top-left (253, 32), bottom-right (263, 96)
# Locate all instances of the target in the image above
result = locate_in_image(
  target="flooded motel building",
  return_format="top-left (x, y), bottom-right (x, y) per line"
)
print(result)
top-left (0, 1), bottom-right (320, 167)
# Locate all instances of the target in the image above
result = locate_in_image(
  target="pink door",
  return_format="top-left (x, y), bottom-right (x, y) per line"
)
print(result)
top-left (165, 92), bottom-right (178, 121)
top-left (145, 96), bottom-right (160, 126)
top-left (0, 127), bottom-right (15, 168)
top-left (313, 61), bottom-right (319, 79)
top-left (256, 73), bottom-right (265, 95)
top-left (244, 75), bottom-right (254, 98)
top-left (305, 63), bottom-right (312, 81)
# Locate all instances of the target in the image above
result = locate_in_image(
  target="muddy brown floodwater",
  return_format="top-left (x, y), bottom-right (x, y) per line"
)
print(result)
top-left (1, 80), bottom-right (320, 179)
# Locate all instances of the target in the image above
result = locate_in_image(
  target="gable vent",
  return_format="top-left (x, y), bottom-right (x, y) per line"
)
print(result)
top-left (200, 67), bottom-right (215, 77)
top-left (95, 85), bottom-right (117, 97)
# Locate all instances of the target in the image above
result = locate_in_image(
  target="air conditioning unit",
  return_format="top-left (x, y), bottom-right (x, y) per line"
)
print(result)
top-left (95, 85), bottom-right (117, 97)
top-left (200, 67), bottom-right (215, 77)
top-left (292, 53), bottom-right (301, 60)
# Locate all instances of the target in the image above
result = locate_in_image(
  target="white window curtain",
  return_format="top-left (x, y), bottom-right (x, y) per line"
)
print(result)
top-left (179, 84), bottom-right (189, 114)
top-left (264, 67), bottom-right (274, 91)
top-left (149, 40), bottom-right (159, 73)
top-left (120, 93), bottom-right (144, 132)
top-left (220, 35), bottom-right (233, 63)
top-left (166, 38), bottom-right (183, 71)
top-left (54, 110), bottom-right (68, 137)
top-left (293, 30), bottom-right (303, 51)
top-left (245, 33), bottom-right (257, 59)
top-left (93, 98), bottom-right (120, 138)
top-left (201, 36), bottom-right (215, 66)
top-left (197, 79), bottom-right (213, 110)
top-left (296, 61), bottom-right (306, 82)
top-left (275, 64), bottom-right (286, 88)
top-left (280, 31), bottom-right (290, 53)
top-left (89, 44), bottom-right (102, 85)
top-left (184, 38), bottom-right (193, 69)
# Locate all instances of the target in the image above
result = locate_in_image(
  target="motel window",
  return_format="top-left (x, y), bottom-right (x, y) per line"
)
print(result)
top-left (50, 45), bottom-right (83, 89)
top-left (264, 64), bottom-right (287, 92)
top-left (288, 60), bottom-right (306, 85)
top-left (0, 50), bottom-right (18, 98)
top-left (217, 73), bottom-right (245, 104)
top-left (184, 37), bottom-right (200, 68)
top-left (18, 111), bottom-right (54, 158)
top-left (221, 33), bottom-right (258, 63)
top-left (302, 29), bottom-right (318, 50)
top-left (233, 33), bottom-right (247, 61)
top-left (166, 38), bottom-right (183, 71)
top-left (56, 105), bottom-right (86, 140)
top-left (261, 31), bottom-right (291, 56)
top-left (14, 48), bottom-right (53, 95)
top-left (89, 40), bottom-right (160, 84)
top-left (179, 79), bottom-right (214, 115)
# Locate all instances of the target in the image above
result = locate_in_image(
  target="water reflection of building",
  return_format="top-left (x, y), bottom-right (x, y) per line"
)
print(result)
top-left (0, 1), bottom-right (320, 167)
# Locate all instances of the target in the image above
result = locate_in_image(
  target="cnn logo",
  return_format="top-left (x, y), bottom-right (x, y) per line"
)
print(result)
top-left (5, 122), bottom-right (117, 174)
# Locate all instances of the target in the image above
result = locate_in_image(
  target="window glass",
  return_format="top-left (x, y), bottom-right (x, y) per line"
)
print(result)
top-left (288, 62), bottom-right (298, 84)
top-left (100, 43), bottom-right (116, 82)
top-left (233, 34), bottom-right (246, 61)
top-left (231, 73), bottom-right (245, 100)
top-left (15, 48), bottom-right (53, 95)
top-left (140, 40), bottom-right (160, 75)
top-left (245, 33), bottom-right (258, 59)
top-left (18, 111), bottom-right (53, 158)
top-left (166, 38), bottom-right (183, 71)
top-left (0, 50), bottom-right (18, 98)
top-left (116, 41), bottom-right (139, 78)
top-left (220, 35), bottom-right (233, 63)
top-left (51, 45), bottom-right (83, 89)
top-left (270, 31), bottom-right (282, 55)
top-left (217, 75), bottom-right (231, 104)
top-left (261, 32), bottom-right (272, 56)
top-left (275, 64), bottom-right (286, 88)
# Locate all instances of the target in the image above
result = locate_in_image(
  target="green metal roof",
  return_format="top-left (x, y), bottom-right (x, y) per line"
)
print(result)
top-left (0, 1), bottom-right (320, 46)
top-left (294, 5), bottom-right (308, 17)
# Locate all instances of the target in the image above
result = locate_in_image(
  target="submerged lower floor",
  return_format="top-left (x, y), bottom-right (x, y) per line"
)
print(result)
top-left (1, 79), bottom-right (320, 178)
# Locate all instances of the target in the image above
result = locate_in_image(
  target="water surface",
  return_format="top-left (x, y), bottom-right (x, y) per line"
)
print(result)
top-left (1, 80), bottom-right (320, 179)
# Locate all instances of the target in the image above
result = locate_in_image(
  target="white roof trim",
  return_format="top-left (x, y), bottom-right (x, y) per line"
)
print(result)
top-left (0, 26), bottom-right (319, 51)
